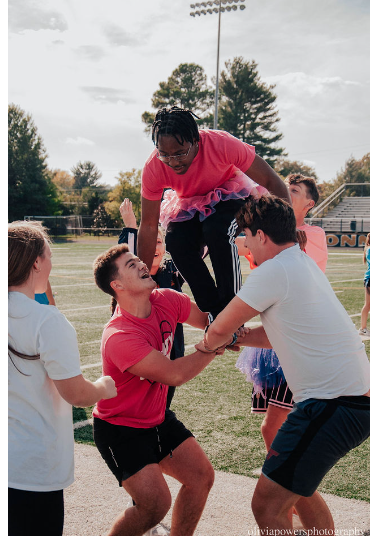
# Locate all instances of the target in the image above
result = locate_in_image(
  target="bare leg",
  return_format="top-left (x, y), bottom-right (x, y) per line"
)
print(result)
top-left (261, 405), bottom-right (297, 523)
top-left (261, 404), bottom-right (291, 451)
top-left (252, 474), bottom-right (334, 532)
top-left (160, 437), bottom-right (214, 536)
top-left (107, 464), bottom-right (172, 536)
top-left (295, 491), bottom-right (335, 531)
top-left (360, 286), bottom-right (370, 329)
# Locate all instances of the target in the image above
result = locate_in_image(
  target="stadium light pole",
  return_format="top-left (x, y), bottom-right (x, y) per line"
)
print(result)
top-left (190, 0), bottom-right (246, 129)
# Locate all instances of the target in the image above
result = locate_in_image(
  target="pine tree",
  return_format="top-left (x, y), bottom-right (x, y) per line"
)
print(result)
top-left (142, 63), bottom-right (213, 132)
top-left (8, 104), bottom-right (60, 221)
top-left (71, 161), bottom-right (102, 189)
top-left (91, 204), bottom-right (113, 234)
top-left (218, 57), bottom-right (285, 166)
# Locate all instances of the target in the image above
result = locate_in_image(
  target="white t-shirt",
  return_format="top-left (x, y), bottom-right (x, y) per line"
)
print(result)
top-left (237, 245), bottom-right (370, 403)
top-left (8, 292), bottom-right (82, 491)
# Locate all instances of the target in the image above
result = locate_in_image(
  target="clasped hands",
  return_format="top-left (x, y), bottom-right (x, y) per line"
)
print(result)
top-left (195, 326), bottom-right (250, 355)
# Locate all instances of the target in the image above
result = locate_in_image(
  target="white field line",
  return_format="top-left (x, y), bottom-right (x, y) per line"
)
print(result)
top-left (52, 263), bottom-right (94, 266)
top-left (329, 278), bottom-right (364, 284)
top-left (52, 283), bottom-right (95, 289)
top-left (328, 253), bottom-right (363, 256)
top-left (60, 304), bottom-right (110, 313)
top-left (74, 418), bottom-right (93, 430)
top-left (81, 362), bottom-right (102, 370)
top-left (349, 313), bottom-right (361, 318)
top-left (326, 267), bottom-right (364, 271)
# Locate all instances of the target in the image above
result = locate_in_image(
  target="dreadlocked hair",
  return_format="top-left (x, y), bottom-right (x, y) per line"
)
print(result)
top-left (152, 106), bottom-right (200, 147)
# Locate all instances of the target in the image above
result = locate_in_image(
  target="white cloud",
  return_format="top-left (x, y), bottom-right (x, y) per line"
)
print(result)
top-left (101, 22), bottom-right (139, 47)
top-left (9, 0), bottom-right (68, 33)
top-left (266, 72), bottom-right (362, 97)
top-left (65, 137), bottom-right (95, 146)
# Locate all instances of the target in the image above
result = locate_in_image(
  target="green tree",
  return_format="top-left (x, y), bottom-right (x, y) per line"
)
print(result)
top-left (69, 161), bottom-right (110, 215)
top-left (104, 169), bottom-right (141, 225)
top-left (218, 57), bottom-right (285, 166)
top-left (274, 158), bottom-right (318, 181)
top-left (91, 204), bottom-right (113, 235)
top-left (142, 63), bottom-right (214, 132)
top-left (334, 153), bottom-right (370, 194)
top-left (8, 103), bottom-right (61, 221)
top-left (317, 153), bottom-right (370, 208)
top-left (71, 161), bottom-right (102, 189)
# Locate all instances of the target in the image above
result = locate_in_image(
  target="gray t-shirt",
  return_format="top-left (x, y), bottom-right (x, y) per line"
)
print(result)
top-left (237, 245), bottom-right (370, 402)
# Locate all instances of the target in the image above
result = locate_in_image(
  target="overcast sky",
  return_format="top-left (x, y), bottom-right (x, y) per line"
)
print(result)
top-left (8, 0), bottom-right (370, 187)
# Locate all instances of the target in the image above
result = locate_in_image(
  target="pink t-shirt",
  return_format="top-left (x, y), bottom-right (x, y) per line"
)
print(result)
top-left (244, 224), bottom-right (328, 273)
top-left (298, 224), bottom-right (328, 273)
top-left (93, 288), bottom-right (191, 428)
top-left (141, 129), bottom-right (256, 200)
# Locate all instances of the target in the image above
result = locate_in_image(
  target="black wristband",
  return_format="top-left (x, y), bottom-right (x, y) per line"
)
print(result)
top-left (226, 332), bottom-right (238, 347)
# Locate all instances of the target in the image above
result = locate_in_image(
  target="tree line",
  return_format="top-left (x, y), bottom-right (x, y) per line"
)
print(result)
top-left (8, 57), bottom-right (370, 226)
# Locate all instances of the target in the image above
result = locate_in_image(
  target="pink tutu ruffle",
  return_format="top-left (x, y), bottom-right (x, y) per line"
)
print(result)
top-left (159, 168), bottom-right (268, 229)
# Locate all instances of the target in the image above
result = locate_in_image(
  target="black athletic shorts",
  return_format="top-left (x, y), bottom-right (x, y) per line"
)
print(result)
top-left (93, 409), bottom-right (194, 485)
top-left (251, 379), bottom-right (294, 414)
top-left (8, 488), bottom-right (64, 536)
top-left (262, 396), bottom-right (370, 497)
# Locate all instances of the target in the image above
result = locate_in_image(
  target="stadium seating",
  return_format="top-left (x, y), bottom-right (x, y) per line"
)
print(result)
top-left (309, 196), bottom-right (370, 232)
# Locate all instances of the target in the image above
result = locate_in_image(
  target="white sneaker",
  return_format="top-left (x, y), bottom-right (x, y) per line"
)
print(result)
top-left (359, 327), bottom-right (370, 338)
top-left (145, 523), bottom-right (170, 535)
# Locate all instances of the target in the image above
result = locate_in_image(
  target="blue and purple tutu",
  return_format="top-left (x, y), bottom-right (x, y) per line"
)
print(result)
top-left (236, 347), bottom-right (286, 397)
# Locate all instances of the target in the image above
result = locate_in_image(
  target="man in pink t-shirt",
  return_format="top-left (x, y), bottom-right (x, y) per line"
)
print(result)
top-left (92, 243), bottom-right (236, 536)
top-left (138, 106), bottom-right (290, 322)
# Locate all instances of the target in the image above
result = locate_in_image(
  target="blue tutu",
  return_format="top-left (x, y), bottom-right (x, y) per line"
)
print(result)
top-left (236, 347), bottom-right (286, 397)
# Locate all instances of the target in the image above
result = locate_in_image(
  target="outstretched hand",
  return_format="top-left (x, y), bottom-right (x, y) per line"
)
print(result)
top-left (120, 198), bottom-right (137, 228)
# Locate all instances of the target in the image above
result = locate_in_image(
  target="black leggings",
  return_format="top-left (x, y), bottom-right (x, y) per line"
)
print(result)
top-left (8, 488), bottom-right (64, 536)
top-left (166, 198), bottom-right (246, 320)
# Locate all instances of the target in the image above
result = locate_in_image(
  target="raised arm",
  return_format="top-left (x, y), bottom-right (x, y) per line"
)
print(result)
top-left (54, 374), bottom-right (117, 407)
top-left (137, 196), bottom-right (162, 270)
top-left (120, 198), bottom-right (137, 229)
top-left (246, 155), bottom-right (291, 203)
top-left (118, 198), bottom-right (138, 254)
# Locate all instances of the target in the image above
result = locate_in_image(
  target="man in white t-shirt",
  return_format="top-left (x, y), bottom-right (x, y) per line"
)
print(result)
top-left (199, 195), bottom-right (370, 532)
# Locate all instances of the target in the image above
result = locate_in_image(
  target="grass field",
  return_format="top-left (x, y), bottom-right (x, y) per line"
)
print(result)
top-left (49, 237), bottom-right (370, 502)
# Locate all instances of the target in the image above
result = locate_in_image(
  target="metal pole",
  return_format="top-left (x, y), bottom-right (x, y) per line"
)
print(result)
top-left (214, 0), bottom-right (221, 130)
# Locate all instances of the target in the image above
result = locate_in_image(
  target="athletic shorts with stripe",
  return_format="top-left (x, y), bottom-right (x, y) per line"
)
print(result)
top-left (251, 378), bottom-right (294, 414)
top-left (93, 409), bottom-right (194, 485)
top-left (262, 395), bottom-right (370, 497)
